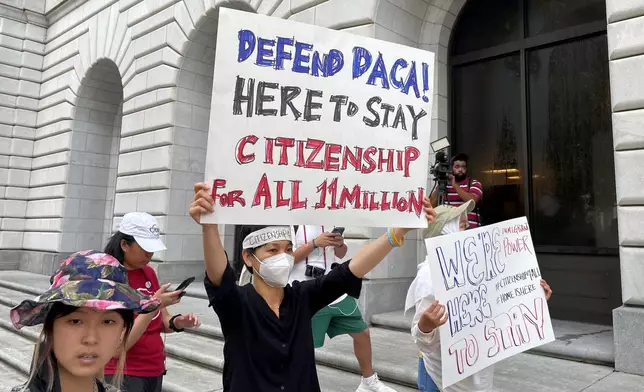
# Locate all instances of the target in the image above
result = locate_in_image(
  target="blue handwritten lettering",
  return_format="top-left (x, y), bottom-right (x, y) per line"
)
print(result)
top-left (256, 37), bottom-right (276, 67)
top-left (436, 242), bottom-right (466, 291)
top-left (464, 236), bottom-right (483, 286)
top-left (237, 29), bottom-right (256, 63)
top-left (390, 59), bottom-right (408, 89)
top-left (366, 53), bottom-right (390, 89)
top-left (293, 42), bottom-right (313, 74)
top-left (235, 29), bottom-right (430, 101)
top-left (352, 46), bottom-right (372, 79)
top-left (275, 37), bottom-right (294, 70)
top-left (402, 61), bottom-right (420, 98)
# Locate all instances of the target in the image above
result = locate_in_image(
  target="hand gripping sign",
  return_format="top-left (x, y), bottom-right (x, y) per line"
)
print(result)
top-left (201, 8), bottom-right (435, 228)
top-left (425, 217), bottom-right (555, 388)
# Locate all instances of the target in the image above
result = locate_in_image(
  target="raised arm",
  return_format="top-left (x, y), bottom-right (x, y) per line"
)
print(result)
top-left (349, 198), bottom-right (435, 278)
top-left (189, 182), bottom-right (228, 286)
top-left (348, 227), bottom-right (411, 278)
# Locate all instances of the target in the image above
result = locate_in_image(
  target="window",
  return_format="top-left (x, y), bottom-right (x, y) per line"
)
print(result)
top-left (453, 55), bottom-right (525, 225)
top-left (450, 0), bottom-right (616, 251)
top-left (527, 0), bottom-right (607, 36)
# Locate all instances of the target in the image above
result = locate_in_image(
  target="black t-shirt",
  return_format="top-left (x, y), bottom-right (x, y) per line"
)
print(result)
top-left (204, 259), bottom-right (362, 392)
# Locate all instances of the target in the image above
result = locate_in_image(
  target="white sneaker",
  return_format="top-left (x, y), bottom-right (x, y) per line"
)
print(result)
top-left (355, 373), bottom-right (397, 392)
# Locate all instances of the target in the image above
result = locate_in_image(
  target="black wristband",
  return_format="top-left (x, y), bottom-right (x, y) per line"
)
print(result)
top-left (169, 314), bottom-right (184, 332)
top-left (312, 239), bottom-right (318, 249)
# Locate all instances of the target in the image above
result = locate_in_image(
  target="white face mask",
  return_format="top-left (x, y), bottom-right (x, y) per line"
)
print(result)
top-left (253, 252), bottom-right (294, 288)
top-left (441, 217), bottom-right (462, 235)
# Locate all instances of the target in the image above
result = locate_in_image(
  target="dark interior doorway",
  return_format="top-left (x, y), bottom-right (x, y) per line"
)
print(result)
top-left (450, 0), bottom-right (620, 325)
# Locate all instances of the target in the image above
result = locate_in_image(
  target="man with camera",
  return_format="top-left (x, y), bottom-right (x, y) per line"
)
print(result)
top-left (430, 152), bottom-right (483, 228)
top-left (290, 225), bottom-right (397, 392)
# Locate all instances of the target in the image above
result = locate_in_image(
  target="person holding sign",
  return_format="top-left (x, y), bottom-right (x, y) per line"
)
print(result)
top-left (188, 182), bottom-right (436, 392)
top-left (103, 212), bottom-right (202, 392)
top-left (290, 225), bottom-right (397, 392)
top-left (405, 202), bottom-right (553, 392)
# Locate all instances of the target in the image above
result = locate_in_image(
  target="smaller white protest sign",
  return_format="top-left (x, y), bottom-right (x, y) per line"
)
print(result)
top-left (424, 217), bottom-right (555, 388)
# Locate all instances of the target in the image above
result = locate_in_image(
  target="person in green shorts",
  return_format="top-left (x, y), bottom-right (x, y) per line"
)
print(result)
top-left (290, 225), bottom-right (397, 392)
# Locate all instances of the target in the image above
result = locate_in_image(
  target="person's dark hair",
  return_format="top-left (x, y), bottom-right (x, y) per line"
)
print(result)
top-left (452, 153), bottom-right (469, 164)
top-left (239, 225), bottom-right (268, 274)
top-left (104, 231), bottom-right (136, 265)
top-left (24, 303), bottom-right (135, 392)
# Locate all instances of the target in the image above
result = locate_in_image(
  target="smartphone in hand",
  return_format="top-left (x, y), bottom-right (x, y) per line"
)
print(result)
top-left (174, 277), bottom-right (195, 298)
top-left (331, 227), bottom-right (345, 236)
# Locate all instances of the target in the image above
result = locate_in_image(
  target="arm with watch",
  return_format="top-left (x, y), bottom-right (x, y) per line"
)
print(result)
top-left (162, 307), bottom-right (201, 333)
top-left (293, 229), bottom-right (346, 264)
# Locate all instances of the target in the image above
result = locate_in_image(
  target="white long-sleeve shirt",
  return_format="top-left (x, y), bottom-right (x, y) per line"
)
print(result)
top-left (411, 296), bottom-right (494, 392)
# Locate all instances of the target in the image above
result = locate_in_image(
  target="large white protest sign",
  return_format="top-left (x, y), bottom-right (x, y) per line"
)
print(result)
top-left (425, 217), bottom-right (555, 388)
top-left (201, 8), bottom-right (434, 227)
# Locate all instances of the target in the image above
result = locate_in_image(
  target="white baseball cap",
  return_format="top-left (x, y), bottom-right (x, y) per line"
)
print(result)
top-left (119, 212), bottom-right (166, 253)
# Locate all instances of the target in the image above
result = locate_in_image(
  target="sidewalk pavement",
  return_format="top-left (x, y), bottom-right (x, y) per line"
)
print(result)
top-left (490, 352), bottom-right (642, 392)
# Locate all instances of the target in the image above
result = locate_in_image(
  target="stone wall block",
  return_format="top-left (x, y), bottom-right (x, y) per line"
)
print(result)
top-left (608, 15), bottom-right (644, 60)
top-left (607, 0), bottom-right (644, 24)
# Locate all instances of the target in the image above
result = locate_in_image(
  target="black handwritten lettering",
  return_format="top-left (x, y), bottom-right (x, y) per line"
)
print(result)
top-left (255, 81), bottom-right (278, 116)
top-left (329, 95), bottom-right (348, 122)
top-left (363, 96), bottom-right (381, 127)
top-left (303, 89), bottom-right (323, 122)
top-left (233, 76), bottom-right (254, 117)
top-left (280, 86), bottom-right (302, 120)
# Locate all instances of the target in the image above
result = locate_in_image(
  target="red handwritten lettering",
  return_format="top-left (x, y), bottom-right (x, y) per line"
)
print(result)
top-left (362, 147), bottom-right (377, 174)
top-left (240, 135), bottom-right (421, 178)
top-left (404, 146), bottom-right (420, 177)
top-left (305, 139), bottom-right (325, 170)
top-left (341, 147), bottom-right (363, 171)
top-left (378, 148), bottom-right (394, 172)
top-left (264, 137), bottom-right (274, 164)
top-left (339, 185), bottom-right (361, 209)
top-left (275, 137), bottom-right (294, 165)
top-left (314, 178), bottom-right (424, 216)
top-left (503, 236), bottom-right (533, 257)
top-left (211, 179), bottom-right (246, 207)
top-left (448, 335), bottom-right (479, 375)
top-left (503, 224), bottom-right (530, 235)
top-left (236, 135), bottom-right (258, 165)
top-left (484, 298), bottom-right (546, 358)
top-left (275, 180), bottom-right (289, 208)
top-left (252, 174), bottom-right (272, 209)
top-left (289, 180), bottom-right (307, 210)
top-left (325, 143), bottom-right (342, 171)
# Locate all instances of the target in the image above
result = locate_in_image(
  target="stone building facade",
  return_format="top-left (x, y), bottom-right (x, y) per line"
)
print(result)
top-left (0, 0), bottom-right (642, 376)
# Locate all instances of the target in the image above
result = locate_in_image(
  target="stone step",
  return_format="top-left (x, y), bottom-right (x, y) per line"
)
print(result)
top-left (0, 271), bottom-right (415, 388)
top-left (0, 289), bottom-right (415, 392)
top-left (0, 305), bottom-right (635, 392)
top-left (371, 310), bottom-right (615, 366)
top-left (0, 358), bottom-right (26, 392)
top-left (371, 309), bottom-right (616, 366)
top-left (0, 304), bottom-right (218, 392)
top-left (0, 271), bottom-right (624, 391)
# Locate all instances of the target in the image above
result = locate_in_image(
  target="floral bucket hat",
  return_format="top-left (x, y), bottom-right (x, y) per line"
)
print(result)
top-left (10, 250), bottom-right (161, 329)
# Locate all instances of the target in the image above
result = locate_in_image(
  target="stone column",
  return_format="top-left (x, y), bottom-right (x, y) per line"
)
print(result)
top-left (0, 3), bottom-right (45, 271)
top-left (606, 0), bottom-right (644, 376)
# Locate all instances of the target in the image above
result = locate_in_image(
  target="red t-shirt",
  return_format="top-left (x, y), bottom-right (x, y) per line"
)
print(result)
top-left (105, 266), bottom-right (165, 377)
top-left (444, 177), bottom-right (483, 228)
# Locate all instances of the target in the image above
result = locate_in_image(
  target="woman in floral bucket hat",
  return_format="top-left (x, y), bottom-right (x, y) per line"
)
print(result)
top-left (10, 250), bottom-right (161, 392)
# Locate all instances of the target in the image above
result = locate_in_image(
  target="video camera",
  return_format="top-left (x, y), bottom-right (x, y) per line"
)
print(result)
top-left (429, 150), bottom-right (451, 184)
top-left (428, 137), bottom-right (451, 204)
